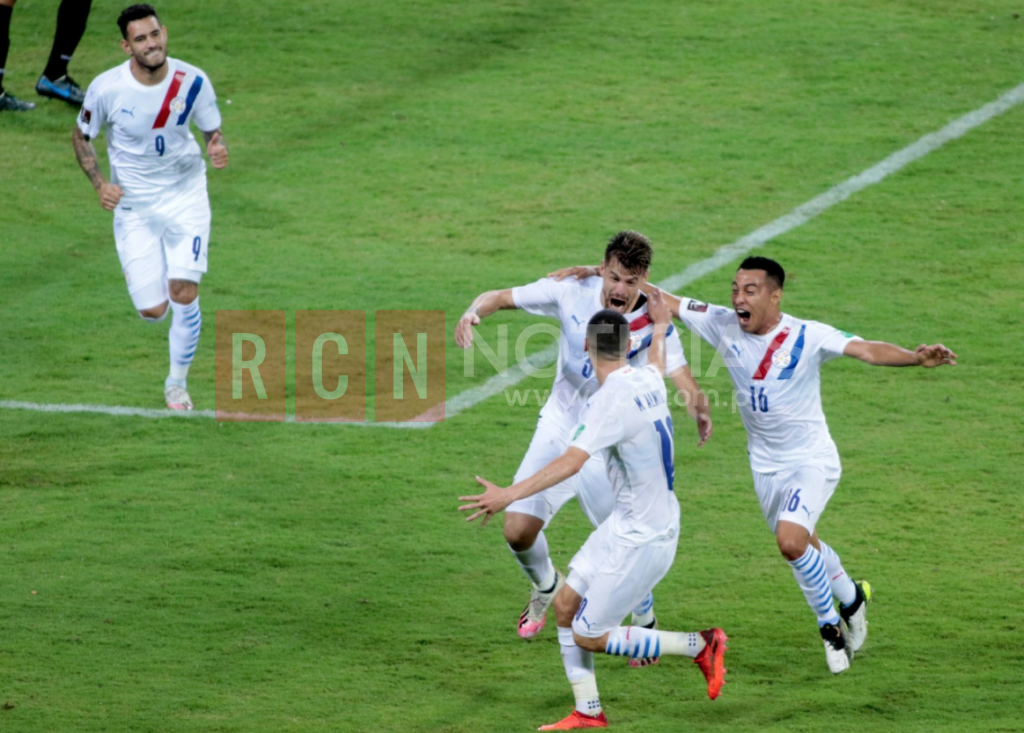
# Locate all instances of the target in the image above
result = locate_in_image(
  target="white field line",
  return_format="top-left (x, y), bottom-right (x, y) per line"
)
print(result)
top-left (0, 399), bottom-right (433, 428)
top-left (4, 81), bottom-right (1023, 426)
top-left (446, 80), bottom-right (1024, 420)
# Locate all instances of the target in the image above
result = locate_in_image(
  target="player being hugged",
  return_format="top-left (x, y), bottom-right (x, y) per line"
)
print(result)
top-left (461, 292), bottom-right (727, 729)
top-left (455, 231), bottom-right (711, 657)
top-left (72, 3), bottom-right (228, 410)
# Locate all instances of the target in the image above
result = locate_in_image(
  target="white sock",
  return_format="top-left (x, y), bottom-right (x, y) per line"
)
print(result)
top-left (819, 541), bottom-right (857, 607)
top-left (509, 530), bottom-right (556, 590)
top-left (167, 297), bottom-right (201, 388)
top-left (604, 626), bottom-right (705, 659)
top-left (558, 627), bottom-right (601, 716)
top-left (631, 592), bottom-right (655, 627)
top-left (789, 545), bottom-right (841, 626)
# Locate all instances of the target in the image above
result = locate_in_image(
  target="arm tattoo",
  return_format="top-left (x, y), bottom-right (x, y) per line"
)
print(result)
top-left (72, 128), bottom-right (106, 191)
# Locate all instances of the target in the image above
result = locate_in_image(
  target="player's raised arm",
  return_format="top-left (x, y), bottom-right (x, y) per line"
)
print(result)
top-left (640, 283), bottom-right (683, 319)
top-left (646, 289), bottom-right (672, 375)
top-left (72, 127), bottom-right (123, 211)
top-left (843, 340), bottom-right (958, 368)
top-left (454, 288), bottom-right (517, 348)
top-left (459, 447), bottom-right (590, 525)
top-left (669, 366), bottom-right (713, 447)
top-left (202, 129), bottom-right (229, 169)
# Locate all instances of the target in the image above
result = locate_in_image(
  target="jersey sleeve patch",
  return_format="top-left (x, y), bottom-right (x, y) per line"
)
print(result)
top-left (686, 300), bottom-right (709, 313)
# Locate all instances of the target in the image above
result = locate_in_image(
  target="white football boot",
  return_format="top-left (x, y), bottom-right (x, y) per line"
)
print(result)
top-left (820, 622), bottom-right (853, 674)
top-left (165, 384), bottom-right (194, 411)
top-left (518, 570), bottom-right (564, 639)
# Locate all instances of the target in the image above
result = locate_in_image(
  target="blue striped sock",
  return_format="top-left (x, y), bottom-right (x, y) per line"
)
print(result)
top-left (603, 626), bottom-right (703, 659)
top-left (168, 297), bottom-right (201, 385)
top-left (789, 545), bottom-right (841, 626)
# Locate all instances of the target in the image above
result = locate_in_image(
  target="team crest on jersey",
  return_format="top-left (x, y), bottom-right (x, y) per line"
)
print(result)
top-left (687, 300), bottom-right (709, 313)
top-left (169, 97), bottom-right (186, 114)
top-left (630, 332), bottom-right (643, 352)
top-left (772, 349), bottom-right (792, 368)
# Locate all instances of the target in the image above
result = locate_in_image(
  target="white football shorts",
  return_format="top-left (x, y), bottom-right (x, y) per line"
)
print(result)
top-left (113, 180), bottom-right (211, 310)
top-left (752, 457), bottom-right (842, 535)
top-left (507, 414), bottom-right (614, 529)
top-left (568, 521), bottom-right (678, 638)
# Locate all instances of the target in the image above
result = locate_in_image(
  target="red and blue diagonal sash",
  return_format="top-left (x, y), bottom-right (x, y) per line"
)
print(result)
top-left (152, 70), bottom-right (186, 129)
top-left (752, 327), bottom-right (790, 380)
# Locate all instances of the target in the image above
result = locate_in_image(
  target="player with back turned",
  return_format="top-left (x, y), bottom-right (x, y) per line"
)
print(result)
top-left (72, 4), bottom-right (228, 410)
top-left (460, 292), bottom-right (727, 730)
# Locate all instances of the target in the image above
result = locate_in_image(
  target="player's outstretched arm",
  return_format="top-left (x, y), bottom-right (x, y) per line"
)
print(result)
top-left (203, 129), bottom-right (229, 169)
top-left (844, 340), bottom-right (958, 367)
top-left (459, 448), bottom-right (589, 526)
top-left (668, 366), bottom-right (713, 447)
top-left (72, 127), bottom-right (122, 211)
top-left (454, 289), bottom-right (517, 349)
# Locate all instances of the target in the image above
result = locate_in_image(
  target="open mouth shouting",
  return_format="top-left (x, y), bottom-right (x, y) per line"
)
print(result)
top-left (607, 295), bottom-right (628, 312)
top-left (736, 308), bottom-right (752, 328)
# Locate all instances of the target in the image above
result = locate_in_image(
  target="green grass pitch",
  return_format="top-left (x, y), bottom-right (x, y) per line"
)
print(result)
top-left (2, 1), bottom-right (1023, 731)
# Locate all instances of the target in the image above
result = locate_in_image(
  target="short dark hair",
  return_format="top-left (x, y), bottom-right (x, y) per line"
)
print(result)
top-left (604, 231), bottom-right (653, 275)
top-left (587, 309), bottom-right (629, 361)
top-left (118, 4), bottom-right (160, 39)
top-left (739, 256), bottom-right (785, 290)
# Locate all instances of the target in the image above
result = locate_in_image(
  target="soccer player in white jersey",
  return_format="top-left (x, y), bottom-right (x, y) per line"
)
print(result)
top-left (461, 296), bottom-right (727, 730)
top-left (455, 232), bottom-right (712, 652)
top-left (644, 255), bottom-right (955, 674)
top-left (72, 4), bottom-right (228, 410)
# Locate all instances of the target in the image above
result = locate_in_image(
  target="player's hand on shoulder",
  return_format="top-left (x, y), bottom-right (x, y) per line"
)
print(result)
top-left (98, 182), bottom-right (123, 211)
top-left (548, 265), bottom-right (600, 281)
top-left (454, 311), bottom-right (480, 348)
top-left (206, 130), bottom-right (229, 169)
top-left (916, 343), bottom-right (957, 368)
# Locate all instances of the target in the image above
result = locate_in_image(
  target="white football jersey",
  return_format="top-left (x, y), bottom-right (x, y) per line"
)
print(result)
top-left (676, 298), bottom-right (859, 473)
top-left (78, 57), bottom-right (222, 207)
top-left (512, 276), bottom-right (688, 433)
top-left (570, 364), bottom-right (680, 546)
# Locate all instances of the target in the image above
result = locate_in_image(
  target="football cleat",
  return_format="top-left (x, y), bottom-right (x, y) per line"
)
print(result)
top-left (820, 622), bottom-right (853, 674)
top-left (628, 617), bottom-right (659, 668)
top-left (840, 579), bottom-right (871, 652)
top-left (0, 91), bottom-right (36, 111)
top-left (538, 710), bottom-right (608, 730)
top-left (36, 74), bottom-right (85, 105)
top-left (518, 570), bottom-right (565, 639)
top-left (693, 628), bottom-right (728, 699)
top-left (165, 384), bottom-right (194, 411)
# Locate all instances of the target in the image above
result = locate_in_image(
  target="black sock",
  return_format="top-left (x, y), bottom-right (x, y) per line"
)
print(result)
top-left (0, 3), bottom-right (12, 94)
top-left (42, 0), bottom-right (92, 80)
